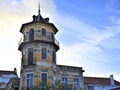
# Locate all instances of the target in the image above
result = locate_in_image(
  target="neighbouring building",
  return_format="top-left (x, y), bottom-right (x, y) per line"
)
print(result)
top-left (18, 5), bottom-right (84, 90)
top-left (6, 77), bottom-right (20, 90)
top-left (84, 75), bottom-right (120, 90)
top-left (111, 87), bottom-right (120, 90)
top-left (0, 68), bottom-right (18, 90)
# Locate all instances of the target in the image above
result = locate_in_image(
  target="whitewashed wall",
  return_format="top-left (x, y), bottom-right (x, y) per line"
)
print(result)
top-left (94, 85), bottom-right (119, 90)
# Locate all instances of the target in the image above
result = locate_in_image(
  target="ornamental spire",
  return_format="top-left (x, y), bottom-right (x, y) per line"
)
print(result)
top-left (32, 3), bottom-right (49, 22)
top-left (38, 3), bottom-right (40, 15)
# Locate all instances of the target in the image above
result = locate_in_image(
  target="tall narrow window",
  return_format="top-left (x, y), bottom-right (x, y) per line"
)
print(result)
top-left (42, 48), bottom-right (47, 59)
top-left (26, 72), bottom-right (33, 90)
top-left (51, 32), bottom-right (54, 41)
top-left (29, 28), bottom-right (34, 41)
top-left (42, 73), bottom-right (47, 86)
top-left (52, 50), bottom-right (56, 63)
top-left (28, 48), bottom-right (33, 65)
top-left (74, 78), bottom-right (79, 90)
top-left (41, 28), bottom-right (46, 36)
top-left (62, 77), bottom-right (68, 90)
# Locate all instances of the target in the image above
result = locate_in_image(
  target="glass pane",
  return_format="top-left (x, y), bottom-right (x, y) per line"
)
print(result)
top-left (42, 73), bottom-right (47, 86)
top-left (88, 86), bottom-right (94, 90)
top-left (28, 48), bottom-right (33, 65)
top-left (42, 48), bottom-right (47, 59)
top-left (29, 28), bottom-right (34, 41)
top-left (41, 28), bottom-right (46, 36)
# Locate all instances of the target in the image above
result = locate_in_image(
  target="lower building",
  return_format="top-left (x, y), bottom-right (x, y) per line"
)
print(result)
top-left (111, 87), bottom-right (120, 90)
top-left (57, 65), bottom-right (84, 90)
top-left (0, 68), bottom-right (18, 90)
top-left (20, 64), bottom-right (84, 90)
top-left (84, 75), bottom-right (120, 90)
top-left (6, 77), bottom-right (20, 90)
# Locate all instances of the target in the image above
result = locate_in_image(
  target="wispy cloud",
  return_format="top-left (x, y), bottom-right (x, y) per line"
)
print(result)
top-left (0, 0), bottom-right (55, 74)
top-left (0, 0), bottom-right (120, 80)
top-left (55, 11), bottom-right (120, 79)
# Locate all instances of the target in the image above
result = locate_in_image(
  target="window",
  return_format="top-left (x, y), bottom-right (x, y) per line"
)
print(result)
top-left (42, 48), bottom-right (47, 59)
top-left (26, 72), bottom-right (33, 90)
top-left (41, 73), bottom-right (47, 86)
top-left (28, 48), bottom-right (33, 65)
top-left (52, 50), bottom-right (56, 63)
top-left (62, 77), bottom-right (68, 90)
top-left (88, 86), bottom-right (94, 90)
top-left (15, 87), bottom-right (19, 90)
top-left (51, 32), bottom-right (54, 41)
top-left (74, 78), bottom-right (79, 90)
top-left (41, 28), bottom-right (46, 36)
top-left (29, 28), bottom-right (34, 41)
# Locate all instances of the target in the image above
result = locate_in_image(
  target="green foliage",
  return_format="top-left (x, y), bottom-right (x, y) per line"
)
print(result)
top-left (29, 82), bottom-right (53, 90)
top-left (29, 82), bottom-right (76, 90)
top-left (68, 84), bottom-right (74, 90)
top-left (56, 81), bottom-right (62, 90)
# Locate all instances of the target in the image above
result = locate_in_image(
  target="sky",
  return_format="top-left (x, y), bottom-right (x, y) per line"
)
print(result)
top-left (0, 0), bottom-right (120, 81)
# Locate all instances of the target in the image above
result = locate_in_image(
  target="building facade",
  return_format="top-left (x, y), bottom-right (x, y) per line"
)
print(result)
top-left (6, 77), bottom-right (20, 90)
top-left (0, 68), bottom-right (18, 90)
top-left (18, 6), bottom-right (84, 90)
top-left (84, 75), bottom-right (120, 90)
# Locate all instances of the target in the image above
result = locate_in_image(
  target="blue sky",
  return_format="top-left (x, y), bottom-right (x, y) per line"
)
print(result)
top-left (0, 0), bottom-right (120, 80)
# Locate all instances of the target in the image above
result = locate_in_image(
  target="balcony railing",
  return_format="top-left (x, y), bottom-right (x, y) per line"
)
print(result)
top-left (18, 35), bottom-right (59, 48)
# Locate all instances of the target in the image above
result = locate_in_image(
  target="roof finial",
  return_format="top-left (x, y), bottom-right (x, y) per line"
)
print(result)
top-left (38, 3), bottom-right (40, 15)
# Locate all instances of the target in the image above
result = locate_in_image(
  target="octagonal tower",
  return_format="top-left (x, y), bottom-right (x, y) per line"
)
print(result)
top-left (18, 5), bottom-right (59, 90)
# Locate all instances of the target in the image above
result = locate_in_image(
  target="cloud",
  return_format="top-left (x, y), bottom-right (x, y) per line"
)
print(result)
top-left (55, 11), bottom-right (120, 78)
top-left (0, 0), bottom-right (55, 75)
top-left (0, 0), bottom-right (120, 81)
top-left (0, 0), bottom-right (56, 38)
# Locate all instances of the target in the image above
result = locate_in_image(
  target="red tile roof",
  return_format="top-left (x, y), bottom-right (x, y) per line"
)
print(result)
top-left (0, 70), bottom-right (17, 76)
top-left (84, 77), bottom-right (120, 86)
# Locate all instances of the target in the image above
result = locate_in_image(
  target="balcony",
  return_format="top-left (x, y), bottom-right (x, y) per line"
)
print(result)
top-left (18, 35), bottom-right (59, 51)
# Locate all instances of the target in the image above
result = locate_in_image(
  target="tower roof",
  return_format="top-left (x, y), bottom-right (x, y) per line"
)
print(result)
top-left (32, 3), bottom-right (49, 22)
top-left (20, 4), bottom-right (58, 34)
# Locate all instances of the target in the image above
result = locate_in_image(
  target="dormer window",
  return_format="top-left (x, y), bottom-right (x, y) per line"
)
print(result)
top-left (41, 28), bottom-right (46, 36)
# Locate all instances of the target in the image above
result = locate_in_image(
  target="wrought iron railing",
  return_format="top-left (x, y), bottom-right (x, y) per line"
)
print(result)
top-left (18, 35), bottom-right (59, 47)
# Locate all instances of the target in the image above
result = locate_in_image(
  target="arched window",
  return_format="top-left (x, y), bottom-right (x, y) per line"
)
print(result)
top-left (41, 28), bottom-right (46, 36)
top-left (29, 28), bottom-right (34, 41)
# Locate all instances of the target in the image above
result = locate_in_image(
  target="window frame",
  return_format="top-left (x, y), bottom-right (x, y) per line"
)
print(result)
top-left (28, 47), bottom-right (34, 65)
top-left (29, 28), bottom-right (34, 41)
top-left (41, 47), bottom-right (47, 60)
top-left (52, 50), bottom-right (56, 63)
top-left (61, 76), bottom-right (68, 90)
top-left (41, 72), bottom-right (48, 86)
top-left (88, 86), bottom-right (94, 90)
top-left (73, 78), bottom-right (80, 90)
top-left (41, 28), bottom-right (46, 36)
top-left (26, 72), bottom-right (34, 89)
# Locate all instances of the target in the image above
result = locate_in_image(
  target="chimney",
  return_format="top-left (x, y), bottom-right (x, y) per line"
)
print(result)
top-left (14, 68), bottom-right (17, 74)
top-left (110, 74), bottom-right (115, 85)
top-left (32, 15), bottom-right (37, 22)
